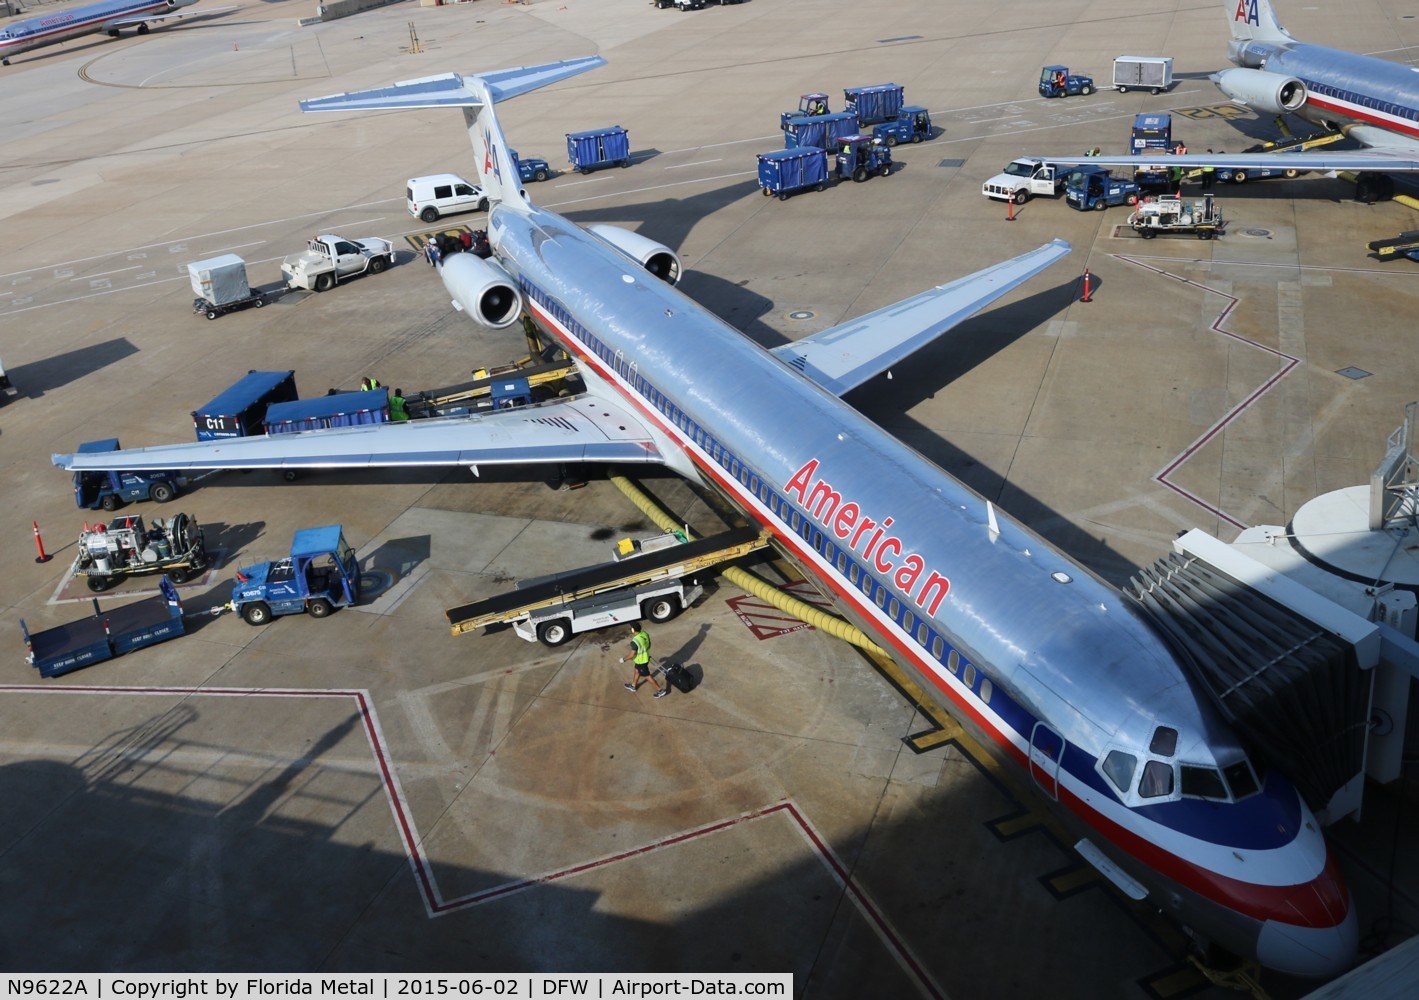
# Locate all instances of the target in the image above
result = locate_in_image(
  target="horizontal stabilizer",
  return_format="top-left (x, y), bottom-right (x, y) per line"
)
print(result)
top-left (772, 240), bottom-right (1071, 397)
top-left (299, 57), bottom-right (606, 114)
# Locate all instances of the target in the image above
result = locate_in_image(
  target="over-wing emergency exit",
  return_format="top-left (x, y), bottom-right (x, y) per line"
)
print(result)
top-left (55, 56), bottom-right (1358, 977)
top-left (1042, 0), bottom-right (1419, 199)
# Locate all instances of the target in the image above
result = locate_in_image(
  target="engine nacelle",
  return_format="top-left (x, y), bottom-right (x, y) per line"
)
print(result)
top-left (1212, 67), bottom-right (1306, 115)
top-left (587, 225), bottom-right (682, 286)
top-left (440, 253), bottom-right (522, 329)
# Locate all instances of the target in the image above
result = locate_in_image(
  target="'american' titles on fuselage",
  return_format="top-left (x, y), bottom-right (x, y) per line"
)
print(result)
top-left (492, 192), bottom-right (1356, 977)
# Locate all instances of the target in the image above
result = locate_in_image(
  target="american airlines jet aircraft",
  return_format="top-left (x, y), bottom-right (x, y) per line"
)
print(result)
top-left (1050, 0), bottom-right (1419, 200)
top-left (56, 57), bottom-right (1359, 978)
top-left (0, 0), bottom-right (225, 66)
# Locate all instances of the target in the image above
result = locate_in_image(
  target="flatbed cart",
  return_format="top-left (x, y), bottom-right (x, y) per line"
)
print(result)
top-left (1129, 194), bottom-right (1225, 240)
top-left (23, 577), bottom-right (186, 678)
top-left (405, 360), bottom-right (581, 417)
top-left (76, 512), bottom-right (207, 592)
top-left (446, 526), bottom-right (769, 645)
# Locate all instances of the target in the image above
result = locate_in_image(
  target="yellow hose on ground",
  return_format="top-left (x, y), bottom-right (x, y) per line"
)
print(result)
top-left (608, 474), bottom-right (886, 655)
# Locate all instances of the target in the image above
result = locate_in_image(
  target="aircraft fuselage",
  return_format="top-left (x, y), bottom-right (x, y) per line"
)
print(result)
top-left (487, 201), bottom-right (1354, 976)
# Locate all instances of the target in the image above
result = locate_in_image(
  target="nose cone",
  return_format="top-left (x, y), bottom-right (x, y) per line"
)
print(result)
top-left (1256, 891), bottom-right (1358, 979)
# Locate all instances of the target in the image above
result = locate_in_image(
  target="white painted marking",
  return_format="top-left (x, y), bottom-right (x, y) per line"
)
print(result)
top-left (665, 158), bottom-right (723, 169)
top-left (554, 176), bottom-right (608, 187)
top-left (72, 266), bottom-right (139, 281)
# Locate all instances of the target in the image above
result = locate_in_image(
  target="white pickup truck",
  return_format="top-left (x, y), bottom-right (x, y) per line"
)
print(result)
top-left (981, 158), bottom-right (1065, 204)
top-left (282, 234), bottom-right (394, 292)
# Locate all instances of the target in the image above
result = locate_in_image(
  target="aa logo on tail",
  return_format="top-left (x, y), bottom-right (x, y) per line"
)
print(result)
top-left (1235, 0), bottom-right (1260, 25)
top-left (482, 128), bottom-right (502, 183)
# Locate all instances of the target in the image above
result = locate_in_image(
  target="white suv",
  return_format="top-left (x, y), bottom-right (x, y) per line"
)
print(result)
top-left (407, 174), bottom-right (488, 223)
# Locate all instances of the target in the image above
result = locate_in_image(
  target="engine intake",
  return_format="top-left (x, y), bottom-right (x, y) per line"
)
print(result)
top-left (588, 225), bottom-right (682, 286)
top-left (1212, 67), bottom-right (1306, 115)
top-left (440, 253), bottom-right (522, 329)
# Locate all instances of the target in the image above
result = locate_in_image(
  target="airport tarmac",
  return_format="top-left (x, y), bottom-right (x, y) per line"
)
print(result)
top-left (2, 0), bottom-right (1418, 995)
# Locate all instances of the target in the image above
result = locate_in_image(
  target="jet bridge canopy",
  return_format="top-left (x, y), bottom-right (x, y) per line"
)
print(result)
top-left (1126, 548), bottom-right (1369, 816)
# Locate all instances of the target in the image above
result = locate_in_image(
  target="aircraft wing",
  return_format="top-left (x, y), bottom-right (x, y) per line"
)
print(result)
top-left (52, 396), bottom-right (663, 473)
top-left (106, 5), bottom-right (238, 29)
top-left (770, 240), bottom-right (1071, 397)
top-left (1042, 149), bottom-right (1419, 173)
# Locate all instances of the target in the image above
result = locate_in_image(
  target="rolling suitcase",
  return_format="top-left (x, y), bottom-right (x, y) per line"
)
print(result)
top-left (662, 662), bottom-right (697, 694)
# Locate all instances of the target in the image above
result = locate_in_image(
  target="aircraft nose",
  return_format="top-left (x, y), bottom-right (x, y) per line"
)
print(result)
top-left (1255, 875), bottom-right (1358, 979)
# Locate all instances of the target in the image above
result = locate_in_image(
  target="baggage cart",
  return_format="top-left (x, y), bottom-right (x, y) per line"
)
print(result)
top-left (757, 147), bottom-right (830, 200)
top-left (566, 126), bottom-right (631, 173)
top-left (22, 577), bottom-right (186, 679)
top-left (1113, 56), bottom-right (1174, 94)
top-left (188, 254), bottom-right (267, 320)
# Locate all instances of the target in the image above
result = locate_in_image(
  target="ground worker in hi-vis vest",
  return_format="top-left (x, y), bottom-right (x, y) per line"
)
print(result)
top-left (620, 623), bottom-right (667, 698)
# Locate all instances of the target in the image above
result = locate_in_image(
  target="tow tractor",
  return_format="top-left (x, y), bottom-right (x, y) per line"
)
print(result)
top-left (231, 525), bottom-right (360, 626)
top-left (281, 234), bottom-right (393, 292)
top-left (872, 106), bottom-right (934, 146)
top-left (447, 527), bottom-right (768, 646)
top-left (1064, 166), bottom-right (1141, 211)
top-left (76, 512), bottom-right (207, 592)
top-left (836, 135), bottom-right (893, 183)
top-left (1129, 194), bottom-right (1225, 240)
top-left (779, 93), bottom-right (831, 129)
top-left (1039, 65), bottom-right (1094, 98)
top-left (72, 438), bottom-right (182, 511)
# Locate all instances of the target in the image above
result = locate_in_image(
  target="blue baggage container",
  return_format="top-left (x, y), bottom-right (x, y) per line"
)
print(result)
top-left (264, 388), bottom-right (390, 434)
top-left (193, 370), bottom-right (299, 440)
top-left (758, 147), bottom-right (830, 200)
top-left (566, 126), bottom-right (631, 173)
top-left (784, 111), bottom-right (858, 150)
top-left (843, 84), bottom-right (904, 126)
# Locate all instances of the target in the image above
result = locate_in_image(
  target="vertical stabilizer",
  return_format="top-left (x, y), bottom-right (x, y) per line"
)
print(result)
top-left (298, 56), bottom-right (606, 209)
top-left (1226, 0), bottom-right (1294, 43)
top-left (461, 85), bottom-right (524, 208)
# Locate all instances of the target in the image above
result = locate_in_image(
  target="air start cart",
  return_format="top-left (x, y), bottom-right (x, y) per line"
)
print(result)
top-left (76, 512), bottom-right (207, 592)
top-left (1130, 194), bottom-right (1225, 240)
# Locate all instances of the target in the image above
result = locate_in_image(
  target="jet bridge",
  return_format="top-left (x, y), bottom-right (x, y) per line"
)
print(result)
top-left (1127, 405), bottom-right (1419, 826)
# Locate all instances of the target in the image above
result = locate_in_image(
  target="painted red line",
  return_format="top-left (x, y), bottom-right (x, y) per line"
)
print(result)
top-left (1114, 255), bottom-right (1303, 529)
top-left (0, 684), bottom-right (941, 994)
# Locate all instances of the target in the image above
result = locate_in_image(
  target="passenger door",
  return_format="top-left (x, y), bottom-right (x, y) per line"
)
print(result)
top-left (331, 240), bottom-right (364, 276)
top-left (1029, 722), bottom-right (1064, 801)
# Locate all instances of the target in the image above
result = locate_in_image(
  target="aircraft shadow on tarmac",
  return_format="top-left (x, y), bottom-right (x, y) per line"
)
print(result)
top-left (0, 701), bottom-right (1182, 986)
top-left (6, 336), bottom-right (137, 400)
top-left (2, 673), bottom-right (1399, 993)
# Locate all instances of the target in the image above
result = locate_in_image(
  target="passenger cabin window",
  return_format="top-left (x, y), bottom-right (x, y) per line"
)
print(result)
top-left (963, 663), bottom-right (976, 689)
top-left (1150, 727), bottom-right (1178, 757)
top-left (947, 650), bottom-right (959, 674)
top-left (979, 678), bottom-right (992, 704)
top-left (931, 636), bottom-right (944, 660)
top-left (1223, 760), bottom-right (1260, 800)
top-left (1102, 751), bottom-right (1137, 795)
top-left (1138, 760), bottom-right (1175, 798)
top-left (435, 185), bottom-right (453, 199)
top-left (1181, 765), bottom-right (1229, 801)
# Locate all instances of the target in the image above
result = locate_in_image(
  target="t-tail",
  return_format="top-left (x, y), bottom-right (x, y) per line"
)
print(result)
top-left (299, 56), bottom-right (606, 208)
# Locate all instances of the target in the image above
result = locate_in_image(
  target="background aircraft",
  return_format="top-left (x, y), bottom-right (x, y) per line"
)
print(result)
top-left (0, 0), bottom-right (229, 66)
top-left (1043, 0), bottom-right (1419, 200)
top-left (56, 57), bottom-right (1359, 977)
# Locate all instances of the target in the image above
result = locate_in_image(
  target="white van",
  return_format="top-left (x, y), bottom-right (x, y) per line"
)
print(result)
top-left (406, 174), bottom-right (487, 223)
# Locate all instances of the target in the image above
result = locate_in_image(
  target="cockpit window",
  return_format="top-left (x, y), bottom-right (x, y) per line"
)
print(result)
top-left (1149, 727), bottom-right (1178, 757)
top-left (1181, 765), bottom-right (1228, 801)
top-left (1102, 751), bottom-right (1137, 795)
top-left (1223, 760), bottom-right (1260, 800)
top-left (1138, 760), bottom-right (1175, 798)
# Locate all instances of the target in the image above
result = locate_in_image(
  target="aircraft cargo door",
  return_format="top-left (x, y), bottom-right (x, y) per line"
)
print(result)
top-left (1029, 722), bottom-right (1064, 800)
